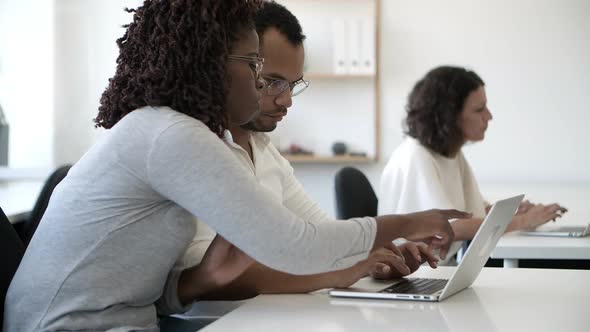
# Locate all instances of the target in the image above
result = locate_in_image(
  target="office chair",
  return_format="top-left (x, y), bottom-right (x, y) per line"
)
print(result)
top-left (334, 167), bottom-right (378, 219)
top-left (20, 165), bottom-right (72, 245)
top-left (159, 316), bottom-right (216, 331)
top-left (0, 206), bottom-right (26, 327)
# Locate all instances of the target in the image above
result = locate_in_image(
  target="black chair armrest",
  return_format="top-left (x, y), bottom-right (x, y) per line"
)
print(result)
top-left (8, 212), bottom-right (30, 241)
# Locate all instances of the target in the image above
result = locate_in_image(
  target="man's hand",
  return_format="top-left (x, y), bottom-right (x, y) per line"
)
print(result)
top-left (332, 246), bottom-right (410, 289)
top-left (370, 242), bottom-right (439, 280)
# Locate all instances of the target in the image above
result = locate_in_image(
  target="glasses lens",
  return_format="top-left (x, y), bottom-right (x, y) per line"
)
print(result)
top-left (267, 80), bottom-right (289, 96)
top-left (291, 80), bottom-right (309, 97)
top-left (255, 62), bottom-right (263, 79)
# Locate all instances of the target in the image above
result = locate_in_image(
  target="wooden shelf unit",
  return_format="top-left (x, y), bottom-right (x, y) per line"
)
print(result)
top-left (304, 73), bottom-right (375, 80)
top-left (275, 0), bottom-right (381, 164)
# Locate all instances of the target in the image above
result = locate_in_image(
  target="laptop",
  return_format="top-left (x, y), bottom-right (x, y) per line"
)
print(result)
top-left (329, 194), bottom-right (524, 302)
top-left (519, 223), bottom-right (590, 238)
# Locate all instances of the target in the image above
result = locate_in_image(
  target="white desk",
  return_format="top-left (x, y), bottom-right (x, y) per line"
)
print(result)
top-left (0, 180), bottom-right (43, 222)
top-left (482, 183), bottom-right (590, 268)
top-left (201, 267), bottom-right (590, 332)
top-left (492, 229), bottom-right (590, 268)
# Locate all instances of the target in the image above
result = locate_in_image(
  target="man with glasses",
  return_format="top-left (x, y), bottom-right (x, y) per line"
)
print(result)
top-left (178, 1), bottom-right (438, 308)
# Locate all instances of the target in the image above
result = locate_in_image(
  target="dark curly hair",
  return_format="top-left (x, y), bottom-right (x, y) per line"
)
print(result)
top-left (95, 0), bottom-right (262, 137)
top-left (404, 66), bottom-right (485, 157)
top-left (255, 1), bottom-right (305, 46)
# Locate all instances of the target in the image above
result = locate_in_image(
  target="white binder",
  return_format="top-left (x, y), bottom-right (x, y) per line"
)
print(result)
top-left (359, 18), bottom-right (376, 75)
top-left (347, 19), bottom-right (362, 74)
top-left (331, 19), bottom-right (348, 74)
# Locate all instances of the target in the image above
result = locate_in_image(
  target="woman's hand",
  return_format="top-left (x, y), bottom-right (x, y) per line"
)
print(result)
top-left (401, 209), bottom-right (471, 259)
top-left (511, 203), bottom-right (567, 231)
top-left (516, 200), bottom-right (535, 215)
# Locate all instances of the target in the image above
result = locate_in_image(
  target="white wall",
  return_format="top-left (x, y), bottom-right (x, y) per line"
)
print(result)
top-left (10, 0), bottom-right (588, 216)
top-left (291, 0), bottom-right (590, 217)
top-left (0, 0), bottom-right (139, 172)
top-left (53, 0), bottom-right (141, 165)
top-left (0, 0), bottom-right (54, 169)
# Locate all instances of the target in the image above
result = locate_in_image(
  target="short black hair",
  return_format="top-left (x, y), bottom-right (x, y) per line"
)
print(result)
top-left (404, 66), bottom-right (485, 157)
top-left (255, 1), bottom-right (306, 46)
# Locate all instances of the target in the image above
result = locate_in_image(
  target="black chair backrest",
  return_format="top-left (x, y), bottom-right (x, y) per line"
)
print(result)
top-left (334, 167), bottom-right (378, 219)
top-left (1, 206), bottom-right (25, 328)
top-left (21, 165), bottom-right (72, 245)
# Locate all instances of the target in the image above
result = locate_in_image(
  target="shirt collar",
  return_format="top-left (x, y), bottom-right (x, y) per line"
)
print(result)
top-left (223, 129), bottom-right (271, 151)
top-left (223, 129), bottom-right (234, 144)
top-left (251, 132), bottom-right (271, 148)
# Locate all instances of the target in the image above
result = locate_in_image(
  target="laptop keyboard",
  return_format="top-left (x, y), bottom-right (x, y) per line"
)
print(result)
top-left (379, 278), bottom-right (448, 295)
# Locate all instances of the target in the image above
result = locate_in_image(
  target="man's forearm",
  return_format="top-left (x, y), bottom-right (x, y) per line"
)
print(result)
top-left (247, 262), bottom-right (350, 294)
top-left (181, 261), bottom-right (355, 302)
top-left (178, 265), bottom-right (213, 305)
top-left (177, 263), bottom-right (261, 303)
top-left (218, 262), bottom-right (350, 296)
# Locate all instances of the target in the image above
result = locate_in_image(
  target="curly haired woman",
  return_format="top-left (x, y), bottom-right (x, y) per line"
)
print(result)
top-left (379, 66), bottom-right (567, 264)
top-left (4, 3), bottom-right (466, 331)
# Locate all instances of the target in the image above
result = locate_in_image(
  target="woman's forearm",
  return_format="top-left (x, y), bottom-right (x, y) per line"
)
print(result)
top-left (373, 210), bottom-right (467, 251)
top-left (450, 218), bottom-right (482, 241)
top-left (451, 216), bottom-right (523, 241)
top-left (506, 215), bottom-right (525, 232)
top-left (373, 214), bottom-right (413, 249)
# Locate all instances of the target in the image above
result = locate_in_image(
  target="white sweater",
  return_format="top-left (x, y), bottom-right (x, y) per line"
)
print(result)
top-left (379, 137), bottom-right (487, 260)
top-left (179, 131), bottom-right (333, 269)
top-left (4, 107), bottom-right (376, 332)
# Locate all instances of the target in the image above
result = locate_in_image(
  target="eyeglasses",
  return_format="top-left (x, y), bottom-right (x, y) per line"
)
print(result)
top-left (227, 55), bottom-right (264, 80)
top-left (264, 77), bottom-right (310, 97)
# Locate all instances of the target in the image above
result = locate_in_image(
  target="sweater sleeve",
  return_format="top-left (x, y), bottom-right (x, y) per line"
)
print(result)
top-left (147, 120), bottom-right (376, 275)
top-left (155, 268), bottom-right (192, 315)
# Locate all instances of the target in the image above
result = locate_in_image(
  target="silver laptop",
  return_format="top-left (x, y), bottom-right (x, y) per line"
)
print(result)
top-left (329, 194), bottom-right (524, 302)
top-left (520, 223), bottom-right (590, 238)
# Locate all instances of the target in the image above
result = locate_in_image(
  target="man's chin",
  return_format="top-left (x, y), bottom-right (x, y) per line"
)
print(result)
top-left (241, 121), bottom-right (277, 133)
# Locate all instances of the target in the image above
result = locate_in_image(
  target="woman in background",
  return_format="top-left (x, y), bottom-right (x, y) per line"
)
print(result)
top-left (379, 66), bottom-right (567, 263)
